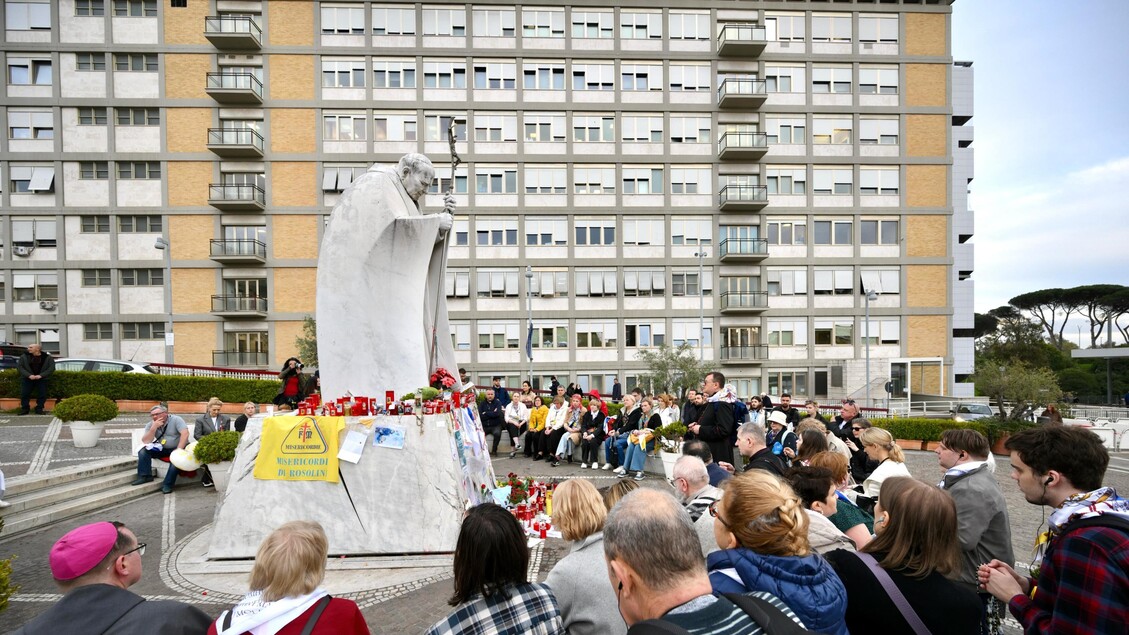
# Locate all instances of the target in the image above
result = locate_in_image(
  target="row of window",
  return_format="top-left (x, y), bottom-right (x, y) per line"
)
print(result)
top-left (81, 321), bottom-right (165, 341)
top-left (6, 0), bottom-right (154, 26)
top-left (0, 215), bottom-right (160, 247)
top-left (0, 268), bottom-right (158, 302)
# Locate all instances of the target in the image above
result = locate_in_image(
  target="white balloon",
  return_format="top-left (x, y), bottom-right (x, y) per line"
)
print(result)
top-left (170, 448), bottom-right (201, 471)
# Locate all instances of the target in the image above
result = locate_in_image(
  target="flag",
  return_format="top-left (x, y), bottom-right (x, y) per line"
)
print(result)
top-left (525, 321), bottom-right (534, 361)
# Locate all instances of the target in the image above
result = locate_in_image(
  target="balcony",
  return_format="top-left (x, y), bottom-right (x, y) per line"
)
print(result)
top-left (213, 350), bottom-right (269, 367)
top-left (209, 239), bottom-right (266, 264)
top-left (718, 131), bottom-right (768, 160)
top-left (719, 238), bottom-right (769, 262)
top-left (718, 77), bottom-right (766, 109)
top-left (211, 295), bottom-right (268, 318)
top-left (206, 128), bottom-right (264, 157)
top-left (719, 185), bottom-right (768, 211)
top-left (720, 345), bottom-right (769, 363)
top-left (209, 183), bottom-right (265, 211)
top-left (720, 292), bottom-right (768, 313)
top-left (204, 15), bottom-right (262, 49)
top-left (718, 23), bottom-right (767, 57)
top-left (205, 72), bottom-right (263, 104)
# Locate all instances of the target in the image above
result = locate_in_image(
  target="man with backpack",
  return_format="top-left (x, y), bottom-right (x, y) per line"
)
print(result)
top-left (686, 372), bottom-right (735, 465)
top-left (604, 488), bottom-right (809, 635)
top-left (979, 426), bottom-right (1129, 634)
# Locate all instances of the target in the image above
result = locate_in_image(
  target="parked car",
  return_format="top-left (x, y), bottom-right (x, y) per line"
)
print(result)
top-left (0, 343), bottom-right (29, 370)
top-left (951, 403), bottom-right (995, 422)
top-left (54, 358), bottom-right (159, 374)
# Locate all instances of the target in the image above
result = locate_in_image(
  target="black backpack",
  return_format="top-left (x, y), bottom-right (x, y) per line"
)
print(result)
top-left (628, 593), bottom-right (812, 635)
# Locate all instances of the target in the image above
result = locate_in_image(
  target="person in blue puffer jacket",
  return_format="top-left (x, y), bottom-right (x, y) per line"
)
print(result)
top-left (706, 470), bottom-right (849, 635)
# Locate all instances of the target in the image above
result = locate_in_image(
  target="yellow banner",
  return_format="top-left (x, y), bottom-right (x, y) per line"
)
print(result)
top-left (253, 416), bottom-right (345, 482)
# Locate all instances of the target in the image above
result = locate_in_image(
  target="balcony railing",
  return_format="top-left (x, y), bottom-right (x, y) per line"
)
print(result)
top-left (718, 131), bottom-right (768, 159)
top-left (209, 183), bottom-right (265, 211)
top-left (204, 15), bottom-right (263, 49)
top-left (205, 72), bottom-right (263, 103)
top-left (206, 128), bottom-right (264, 156)
top-left (719, 238), bottom-right (769, 260)
top-left (718, 23), bottom-right (767, 56)
top-left (718, 77), bottom-right (767, 108)
top-left (209, 239), bottom-right (267, 262)
top-left (719, 184), bottom-right (769, 210)
top-left (720, 345), bottom-right (769, 362)
top-left (720, 292), bottom-right (769, 312)
top-left (213, 350), bottom-right (269, 367)
top-left (211, 295), bottom-right (268, 315)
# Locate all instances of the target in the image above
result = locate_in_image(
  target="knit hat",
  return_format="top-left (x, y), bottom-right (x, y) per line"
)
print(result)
top-left (50, 522), bottom-right (118, 580)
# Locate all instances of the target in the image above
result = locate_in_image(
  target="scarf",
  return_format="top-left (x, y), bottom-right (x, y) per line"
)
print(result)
top-left (216, 588), bottom-right (328, 635)
top-left (937, 460), bottom-right (988, 488)
top-left (708, 384), bottom-right (738, 404)
top-left (1030, 487), bottom-right (1129, 578)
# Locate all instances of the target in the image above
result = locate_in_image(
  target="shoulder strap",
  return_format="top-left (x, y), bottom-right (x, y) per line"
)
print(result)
top-left (854, 552), bottom-right (930, 635)
top-left (628, 619), bottom-right (693, 635)
top-left (1062, 513), bottom-right (1129, 535)
top-left (221, 609), bottom-right (232, 631)
top-left (724, 593), bottom-right (811, 634)
top-left (299, 595), bottom-right (333, 635)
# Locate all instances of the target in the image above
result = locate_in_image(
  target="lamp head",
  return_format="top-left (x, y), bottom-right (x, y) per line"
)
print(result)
top-left (154, 237), bottom-right (169, 250)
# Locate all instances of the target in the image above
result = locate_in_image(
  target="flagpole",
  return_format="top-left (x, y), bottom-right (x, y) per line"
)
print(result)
top-left (525, 265), bottom-right (534, 389)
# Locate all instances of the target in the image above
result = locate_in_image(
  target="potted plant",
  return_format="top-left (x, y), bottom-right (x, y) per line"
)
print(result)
top-left (656, 421), bottom-right (688, 480)
top-left (53, 394), bottom-right (119, 448)
top-left (983, 417), bottom-right (1037, 456)
top-left (193, 430), bottom-right (241, 493)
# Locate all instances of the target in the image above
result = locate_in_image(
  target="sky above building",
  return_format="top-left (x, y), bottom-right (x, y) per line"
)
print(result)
top-left (952, 1), bottom-right (1129, 324)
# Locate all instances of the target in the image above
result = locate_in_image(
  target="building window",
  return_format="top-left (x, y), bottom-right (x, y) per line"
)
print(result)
top-left (12, 218), bottom-right (56, 246)
top-left (669, 12), bottom-right (709, 40)
top-left (575, 269), bottom-right (617, 297)
top-left (76, 53), bottom-right (107, 72)
top-left (373, 61), bottom-right (416, 88)
top-left (472, 8), bottom-right (515, 37)
top-left (813, 168), bottom-right (852, 195)
top-left (118, 215), bottom-right (162, 232)
top-left (13, 273), bottom-right (58, 300)
top-left (6, 1), bottom-right (51, 29)
top-left (672, 270), bottom-right (712, 297)
top-left (623, 268), bottom-right (665, 297)
top-left (861, 219), bottom-right (899, 245)
top-left (620, 115), bottom-right (661, 142)
top-left (449, 321), bottom-right (471, 351)
top-left (475, 167), bottom-right (518, 194)
top-left (322, 112), bottom-right (367, 141)
top-left (476, 269), bottom-right (519, 297)
top-left (572, 63), bottom-right (614, 91)
top-left (116, 107), bottom-right (159, 126)
top-left (620, 11), bottom-right (661, 39)
top-left (450, 218), bottom-right (468, 245)
top-left (422, 61), bottom-right (466, 89)
top-left (670, 115), bottom-right (711, 144)
top-left (768, 319), bottom-right (808, 346)
top-left (476, 321), bottom-right (518, 349)
top-left (84, 323), bottom-right (113, 340)
top-left (122, 322), bottom-right (164, 340)
top-left (445, 269), bottom-right (470, 298)
top-left (860, 15), bottom-right (898, 43)
top-left (525, 217), bottom-right (567, 244)
top-left (426, 166), bottom-right (468, 194)
top-left (861, 268), bottom-right (901, 295)
top-left (769, 371), bottom-right (808, 396)
top-left (8, 58), bottom-right (52, 85)
top-left (114, 53), bottom-right (158, 72)
top-left (766, 220), bottom-right (807, 245)
top-left (672, 319), bottom-right (712, 348)
top-left (859, 168), bottom-right (899, 196)
top-left (813, 268), bottom-right (854, 294)
top-left (765, 65), bottom-right (804, 93)
top-left (622, 168), bottom-right (663, 194)
top-left (812, 13), bottom-right (851, 42)
top-left (522, 63), bottom-right (565, 90)
top-left (814, 319), bottom-right (853, 346)
top-left (862, 319), bottom-right (900, 345)
top-left (531, 324), bottom-right (568, 349)
top-left (671, 217), bottom-right (711, 246)
top-left (621, 64), bottom-right (662, 92)
top-left (8, 111), bottom-right (52, 139)
top-left (322, 165), bottom-right (368, 192)
top-left (766, 167), bottom-right (807, 195)
top-left (571, 10), bottom-right (612, 39)
top-left (622, 218), bottom-right (664, 246)
top-left (422, 8), bottom-right (465, 36)
top-left (859, 66), bottom-right (899, 94)
top-left (813, 66), bottom-right (852, 94)
top-left (765, 116), bottom-right (805, 145)
top-left (113, 0), bottom-right (155, 17)
top-left (78, 107), bottom-right (108, 125)
top-left (572, 166), bottom-right (615, 194)
top-left (529, 269), bottom-right (568, 296)
top-left (79, 162), bottom-right (110, 179)
top-left (373, 113), bottom-right (416, 141)
top-left (322, 58), bottom-right (366, 87)
top-left (860, 117), bottom-right (899, 145)
top-left (473, 62), bottom-right (516, 89)
top-left (813, 117), bottom-right (852, 144)
top-left (574, 115), bottom-right (615, 142)
top-left (671, 168), bottom-right (711, 194)
top-left (9, 166), bottom-right (54, 193)
top-left (669, 64), bottom-right (710, 91)
top-left (474, 218), bottom-right (518, 245)
top-left (813, 221), bottom-right (853, 245)
top-left (524, 114), bottom-right (564, 142)
top-left (116, 161), bottom-right (161, 180)
top-left (321, 5), bottom-right (364, 34)
top-left (576, 321), bottom-right (617, 348)
top-left (521, 8), bottom-right (564, 38)
top-left (373, 7), bottom-right (414, 35)
top-left (81, 215), bottom-right (110, 233)
top-left (767, 268), bottom-right (807, 296)
top-left (625, 321), bottom-right (665, 347)
top-left (75, 0), bottom-right (105, 16)
top-left (765, 13), bottom-right (805, 42)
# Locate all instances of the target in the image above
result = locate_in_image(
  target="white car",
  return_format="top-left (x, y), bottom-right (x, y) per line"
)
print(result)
top-left (952, 403), bottom-right (995, 422)
top-left (54, 358), bottom-right (158, 374)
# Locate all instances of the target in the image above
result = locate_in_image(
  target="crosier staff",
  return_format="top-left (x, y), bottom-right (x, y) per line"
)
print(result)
top-left (429, 118), bottom-right (462, 375)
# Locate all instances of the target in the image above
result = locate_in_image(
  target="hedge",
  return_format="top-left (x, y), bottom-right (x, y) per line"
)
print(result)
top-left (0, 370), bottom-right (278, 404)
top-left (868, 417), bottom-right (989, 442)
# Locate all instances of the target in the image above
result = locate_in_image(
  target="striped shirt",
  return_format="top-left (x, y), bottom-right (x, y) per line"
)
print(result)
top-left (663, 592), bottom-right (804, 635)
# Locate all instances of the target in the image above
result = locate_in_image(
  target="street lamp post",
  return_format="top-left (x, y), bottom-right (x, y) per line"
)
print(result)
top-left (525, 266), bottom-right (534, 388)
top-left (864, 289), bottom-right (878, 408)
top-left (694, 250), bottom-right (707, 361)
top-left (154, 237), bottom-right (174, 363)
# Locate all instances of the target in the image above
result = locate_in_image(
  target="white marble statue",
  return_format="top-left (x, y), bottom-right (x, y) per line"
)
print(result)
top-left (316, 154), bottom-right (460, 399)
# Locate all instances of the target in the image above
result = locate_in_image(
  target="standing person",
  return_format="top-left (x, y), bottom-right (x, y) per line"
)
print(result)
top-left (681, 389), bottom-right (701, 428)
top-left (687, 372), bottom-right (735, 465)
top-left (979, 426), bottom-right (1129, 634)
top-left (459, 368), bottom-right (470, 385)
top-left (491, 376), bottom-right (511, 407)
top-left (132, 405), bottom-right (190, 494)
top-left (232, 402), bottom-right (257, 433)
top-left (831, 400), bottom-right (861, 442)
top-left (11, 521), bottom-right (212, 635)
top-left (479, 389), bottom-right (505, 455)
top-left (274, 358), bottom-right (309, 409)
top-left (545, 480), bottom-right (626, 635)
top-left (746, 395), bottom-right (765, 426)
top-left (859, 427), bottom-right (911, 501)
top-left (658, 394), bottom-right (680, 426)
top-left (616, 397), bottom-right (661, 481)
top-left (826, 478), bottom-right (982, 635)
top-left (17, 343), bottom-right (55, 415)
top-left (194, 397), bottom-right (232, 488)
top-left (935, 429), bottom-right (1014, 634)
top-left (526, 397), bottom-right (548, 459)
top-left (579, 399), bottom-right (607, 469)
top-left (1041, 403), bottom-right (1064, 425)
top-left (611, 377), bottom-right (623, 403)
top-left (670, 455), bottom-right (724, 556)
top-left (681, 440), bottom-right (731, 488)
top-left (773, 393), bottom-right (802, 427)
top-left (549, 375), bottom-right (561, 396)
top-left (504, 396), bottom-right (529, 458)
top-left (727, 422), bottom-right (786, 477)
top-left (426, 504), bottom-right (565, 635)
top-left (210, 521), bottom-right (369, 635)
top-left (803, 400), bottom-right (828, 425)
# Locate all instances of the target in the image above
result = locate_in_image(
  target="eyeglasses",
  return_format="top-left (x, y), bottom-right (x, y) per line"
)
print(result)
top-left (707, 500), bottom-right (730, 529)
top-left (121, 543), bottom-right (146, 557)
top-left (851, 427), bottom-right (862, 431)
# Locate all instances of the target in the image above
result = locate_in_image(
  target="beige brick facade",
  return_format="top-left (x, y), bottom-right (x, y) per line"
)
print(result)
top-left (906, 115), bottom-right (947, 158)
top-left (910, 362), bottom-right (944, 395)
top-left (905, 63), bottom-right (947, 107)
top-left (904, 13), bottom-right (947, 57)
top-left (169, 216), bottom-right (214, 260)
top-left (906, 216), bottom-right (948, 257)
top-left (166, 108), bottom-right (213, 153)
top-left (268, 1), bottom-right (315, 46)
top-left (164, 54), bottom-right (212, 100)
top-left (906, 265), bottom-right (948, 307)
top-left (171, 269), bottom-right (216, 314)
top-left (167, 162), bottom-right (214, 207)
top-left (273, 321), bottom-right (306, 366)
top-left (173, 322), bottom-right (218, 366)
top-left (272, 215), bottom-right (320, 260)
top-left (270, 163), bottom-right (317, 207)
top-left (270, 109), bottom-right (317, 154)
top-left (906, 315), bottom-right (949, 357)
top-left (273, 269), bottom-right (317, 313)
top-left (163, 0), bottom-right (210, 45)
top-left (906, 164), bottom-right (948, 208)
top-left (268, 55), bottom-right (315, 100)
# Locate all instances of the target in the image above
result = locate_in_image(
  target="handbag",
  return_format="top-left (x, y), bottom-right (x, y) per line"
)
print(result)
top-left (854, 552), bottom-right (930, 635)
top-left (569, 432), bottom-right (582, 445)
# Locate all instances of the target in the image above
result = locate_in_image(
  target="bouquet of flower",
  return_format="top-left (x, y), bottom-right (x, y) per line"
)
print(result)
top-left (497, 472), bottom-right (534, 506)
top-left (430, 367), bottom-right (457, 390)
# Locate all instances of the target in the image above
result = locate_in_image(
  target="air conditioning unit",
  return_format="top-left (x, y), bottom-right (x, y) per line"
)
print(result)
top-left (862, 42), bottom-right (875, 50)
top-left (39, 300), bottom-right (57, 311)
top-left (13, 245), bottom-right (33, 257)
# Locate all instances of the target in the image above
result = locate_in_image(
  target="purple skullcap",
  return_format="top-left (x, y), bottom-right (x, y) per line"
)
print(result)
top-left (49, 522), bottom-right (119, 580)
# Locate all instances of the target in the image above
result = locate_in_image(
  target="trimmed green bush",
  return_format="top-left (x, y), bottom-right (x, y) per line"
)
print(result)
top-left (194, 430), bottom-right (241, 464)
top-left (869, 417), bottom-right (989, 443)
top-left (52, 394), bottom-right (120, 423)
top-left (0, 370), bottom-right (278, 404)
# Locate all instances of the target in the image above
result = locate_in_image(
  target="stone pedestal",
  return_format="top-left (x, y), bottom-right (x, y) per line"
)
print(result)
top-left (208, 408), bottom-right (495, 559)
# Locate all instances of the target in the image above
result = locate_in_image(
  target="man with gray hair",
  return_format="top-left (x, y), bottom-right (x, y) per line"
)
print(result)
top-left (132, 405), bottom-right (190, 494)
top-left (672, 455), bottom-right (723, 556)
top-left (721, 422), bottom-right (786, 478)
top-left (603, 488), bottom-right (803, 633)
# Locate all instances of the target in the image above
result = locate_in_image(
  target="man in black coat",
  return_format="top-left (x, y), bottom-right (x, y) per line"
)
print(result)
top-left (490, 376), bottom-right (510, 407)
top-left (686, 372), bottom-right (734, 465)
top-left (17, 343), bottom-right (55, 415)
top-left (611, 377), bottom-right (623, 402)
top-left (681, 389), bottom-right (701, 427)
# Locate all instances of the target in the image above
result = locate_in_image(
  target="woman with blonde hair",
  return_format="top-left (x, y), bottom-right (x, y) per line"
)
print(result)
top-left (807, 451), bottom-right (873, 549)
top-left (657, 393), bottom-right (679, 426)
top-left (545, 480), bottom-right (626, 635)
top-left (601, 479), bottom-right (639, 510)
top-left (706, 470), bottom-right (849, 635)
top-left (859, 427), bottom-right (911, 499)
top-left (825, 477), bottom-right (981, 634)
top-left (210, 521), bottom-right (369, 634)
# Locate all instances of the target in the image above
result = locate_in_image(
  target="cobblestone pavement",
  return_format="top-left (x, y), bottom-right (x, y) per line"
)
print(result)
top-left (3, 414), bottom-right (1128, 633)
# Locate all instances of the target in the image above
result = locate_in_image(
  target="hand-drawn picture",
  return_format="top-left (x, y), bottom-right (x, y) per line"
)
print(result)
top-left (372, 424), bottom-right (406, 450)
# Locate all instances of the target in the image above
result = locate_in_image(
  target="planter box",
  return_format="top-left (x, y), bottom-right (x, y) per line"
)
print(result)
top-left (895, 438), bottom-right (926, 451)
top-left (923, 441), bottom-right (942, 452)
top-left (1, 398), bottom-right (59, 411)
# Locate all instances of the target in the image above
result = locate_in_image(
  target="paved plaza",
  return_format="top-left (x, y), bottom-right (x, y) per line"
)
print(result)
top-left (2, 412), bottom-right (1128, 633)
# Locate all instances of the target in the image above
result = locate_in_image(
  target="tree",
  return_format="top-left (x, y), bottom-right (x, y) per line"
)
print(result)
top-left (972, 312), bottom-right (1000, 339)
top-left (1063, 284), bottom-right (1126, 347)
top-left (975, 306), bottom-right (1047, 366)
top-left (294, 316), bottom-right (318, 368)
top-left (1098, 287), bottom-right (1129, 344)
top-left (1009, 288), bottom-right (1078, 350)
top-left (633, 343), bottom-right (711, 398)
top-left (972, 359), bottom-right (1063, 420)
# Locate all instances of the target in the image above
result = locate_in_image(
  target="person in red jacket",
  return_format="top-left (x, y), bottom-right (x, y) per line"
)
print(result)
top-left (210, 521), bottom-right (369, 635)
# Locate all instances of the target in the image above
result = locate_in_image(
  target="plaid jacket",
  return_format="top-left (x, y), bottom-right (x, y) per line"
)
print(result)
top-left (425, 582), bottom-right (565, 635)
top-left (1010, 523), bottom-right (1129, 634)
